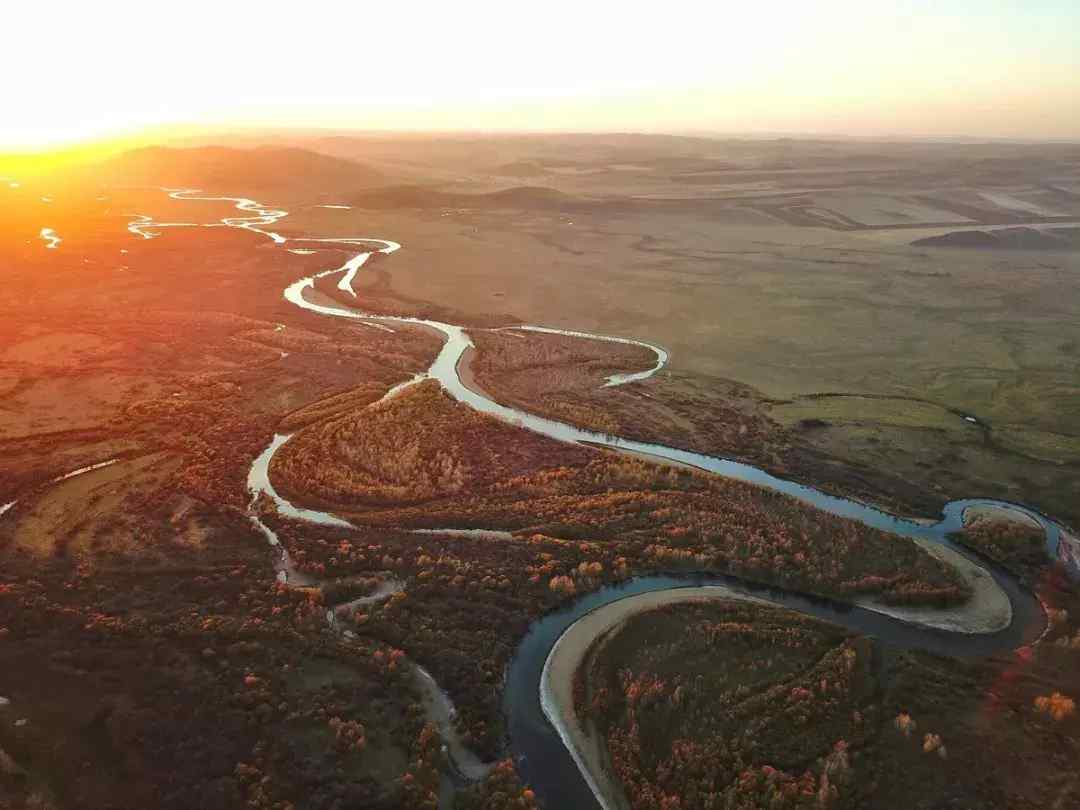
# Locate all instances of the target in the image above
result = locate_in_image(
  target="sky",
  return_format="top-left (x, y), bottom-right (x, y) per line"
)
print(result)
top-left (3, 0), bottom-right (1080, 149)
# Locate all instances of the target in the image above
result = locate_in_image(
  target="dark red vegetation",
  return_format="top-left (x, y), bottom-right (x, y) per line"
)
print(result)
top-left (950, 517), bottom-right (1049, 585)
top-left (578, 594), bottom-right (1080, 809)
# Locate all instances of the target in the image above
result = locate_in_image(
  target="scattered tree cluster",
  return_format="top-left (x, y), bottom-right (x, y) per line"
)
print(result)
top-left (950, 517), bottom-right (1049, 584)
top-left (577, 600), bottom-right (870, 809)
top-left (454, 758), bottom-right (539, 810)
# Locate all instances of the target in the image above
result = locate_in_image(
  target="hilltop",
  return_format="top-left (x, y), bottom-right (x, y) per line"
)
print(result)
top-left (96, 145), bottom-right (384, 191)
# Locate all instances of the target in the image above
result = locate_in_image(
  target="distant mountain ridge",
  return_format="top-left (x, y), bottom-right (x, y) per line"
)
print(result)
top-left (97, 145), bottom-right (384, 190)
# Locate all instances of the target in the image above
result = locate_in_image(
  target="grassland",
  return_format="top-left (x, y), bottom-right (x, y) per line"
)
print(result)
top-left (255, 135), bottom-right (1080, 526)
top-left (1, 134), bottom-right (1078, 810)
top-left (0, 186), bottom-right (449, 808)
top-left (468, 329), bottom-right (782, 462)
top-left (364, 202), bottom-right (1079, 524)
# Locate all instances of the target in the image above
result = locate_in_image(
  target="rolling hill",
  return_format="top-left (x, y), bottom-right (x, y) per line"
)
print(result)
top-left (96, 145), bottom-right (384, 191)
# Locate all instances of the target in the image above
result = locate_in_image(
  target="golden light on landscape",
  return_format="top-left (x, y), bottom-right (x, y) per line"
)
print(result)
top-left (4, 0), bottom-right (1080, 152)
top-left (2, 2), bottom-right (1080, 809)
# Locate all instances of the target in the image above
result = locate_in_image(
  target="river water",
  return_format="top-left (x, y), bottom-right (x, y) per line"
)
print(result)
top-left (133, 189), bottom-right (1071, 810)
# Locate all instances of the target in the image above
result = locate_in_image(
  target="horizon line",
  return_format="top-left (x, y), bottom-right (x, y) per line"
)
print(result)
top-left (4, 122), bottom-right (1080, 159)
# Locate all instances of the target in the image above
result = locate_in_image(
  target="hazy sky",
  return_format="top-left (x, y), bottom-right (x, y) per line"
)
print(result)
top-left (5, 0), bottom-right (1079, 148)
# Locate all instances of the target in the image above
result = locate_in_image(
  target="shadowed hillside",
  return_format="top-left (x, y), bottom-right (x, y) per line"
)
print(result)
top-left (346, 184), bottom-right (581, 211)
top-left (913, 226), bottom-right (1080, 249)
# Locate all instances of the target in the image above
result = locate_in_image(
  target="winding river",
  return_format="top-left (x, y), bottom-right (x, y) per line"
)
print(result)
top-left (130, 189), bottom-right (1075, 810)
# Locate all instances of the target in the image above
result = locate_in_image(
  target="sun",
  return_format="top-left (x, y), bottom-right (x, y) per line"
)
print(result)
top-left (0, 114), bottom-right (172, 154)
